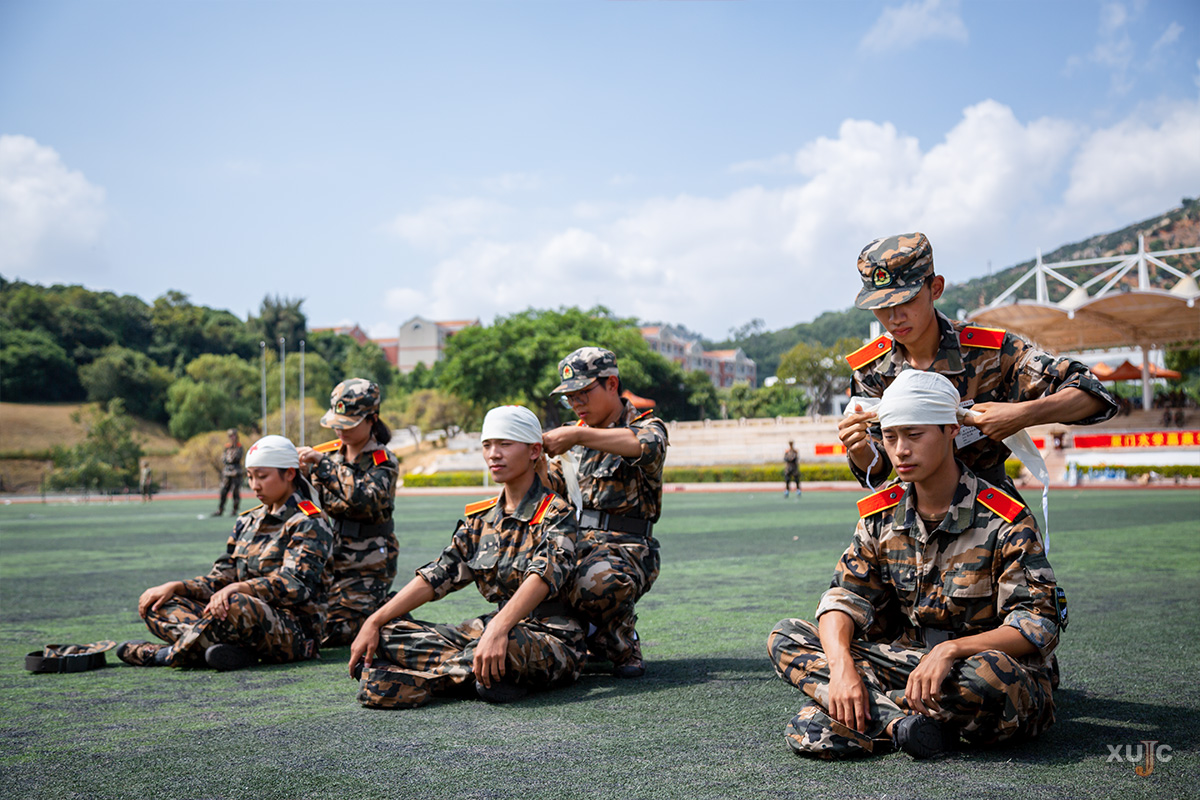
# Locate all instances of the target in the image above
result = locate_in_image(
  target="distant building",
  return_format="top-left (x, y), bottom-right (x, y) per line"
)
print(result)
top-left (640, 325), bottom-right (757, 388)
top-left (396, 316), bottom-right (479, 373)
top-left (310, 324), bottom-right (370, 345)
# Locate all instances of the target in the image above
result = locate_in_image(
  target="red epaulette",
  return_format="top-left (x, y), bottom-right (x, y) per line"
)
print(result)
top-left (959, 325), bottom-right (1005, 350)
top-left (464, 496), bottom-right (500, 517)
top-left (530, 494), bottom-right (556, 525)
top-left (313, 439), bottom-right (342, 454)
top-left (631, 409), bottom-right (654, 423)
top-left (372, 449), bottom-right (389, 466)
top-left (845, 334), bottom-right (893, 371)
top-left (297, 500), bottom-right (322, 517)
top-left (977, 487), bottom-right (1024, 523)
top-left (239, 504), bottom-right (262, 516)
top-left (856, 485), bottom-right (903, 518)
top-left (574, 419), bottom-right (587, 427)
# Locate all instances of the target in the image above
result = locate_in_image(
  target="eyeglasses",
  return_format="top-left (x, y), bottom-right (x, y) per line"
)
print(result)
top-left (560, 380), bottom-right (602, 409)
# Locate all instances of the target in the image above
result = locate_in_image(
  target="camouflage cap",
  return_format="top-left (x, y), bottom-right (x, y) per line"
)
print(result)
top-left (320, 378), bottom-right (381, 430)
top-left (853, 232), bottom-right (935, 310)
top-left (551, 347), bottom-right (619, 394)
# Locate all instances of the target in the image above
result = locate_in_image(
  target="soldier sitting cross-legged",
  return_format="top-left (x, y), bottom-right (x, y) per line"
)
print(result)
top-left (349, 405), bottom-right (584, 709)
top-left (768, 370), bottom-right (1065, 759)
top-left (119, 435), bottom-right (335, 672)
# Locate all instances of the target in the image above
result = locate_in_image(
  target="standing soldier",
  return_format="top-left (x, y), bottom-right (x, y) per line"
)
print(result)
top-left (297, 379), bottom-right (400, 647)
top-left (837, 232), bottom-right (1116, 492)
top-left (139, 460), bottom-right (153, 502)
top-left (542, 347), bottom-right (668, 679)
top-left (213, 429), bottom-right (245, 516)
top-left (783, 440), bottom-right (801, 498)
top-left (119, 435), bottom-right (334, 671)
top-left (769, 371), bottom-right (1064, 759)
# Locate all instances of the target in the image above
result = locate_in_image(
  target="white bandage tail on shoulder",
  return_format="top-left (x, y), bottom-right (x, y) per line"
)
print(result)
top-left (555, 451), bottom-right (584, 521)
top-left (960, 408), bottom-right (1052, 553)
top-left (845, 397), bottom-right (882, 492)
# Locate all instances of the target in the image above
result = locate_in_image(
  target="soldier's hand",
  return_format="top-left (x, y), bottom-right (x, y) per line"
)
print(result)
top-left (542, 426), bottom-right (579, 457)
top-left (203, 584), bottom-right (240, 621)
top-left (473, 625), bottom-right (509, 688)
top-left (296, 447), bottom-right (322, 468)
top-left (827, 662), bottom-right (871, 733)
top-left (837, 405), bottom-right (877, 457)
top-left (906, 644), bottom-right (955, 716)
top-left (137, 582), bottom-right (181, 618)
top-left (962, 402), bottom-right (1025, 441)
top-left (349, 619), bottom-right (380, 677)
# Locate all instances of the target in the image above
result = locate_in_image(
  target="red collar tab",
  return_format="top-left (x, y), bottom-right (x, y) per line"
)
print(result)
top-left (960, 326), bottom-right (1005, 350)
top-left (372, 449), bottom-right (388, 466)
top-left (530, 494), bottom-right (556, 525)
top-left (857, 485), bottom-right (903, 518)
top-left (845, 334), bottom-right (893, 371)
top-left (976, 487), bottom-right (1024, 522)
top-left (297, 500), bottom-right (322, 517)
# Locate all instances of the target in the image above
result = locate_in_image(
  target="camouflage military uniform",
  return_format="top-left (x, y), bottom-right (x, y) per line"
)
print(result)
top-left (216, 441), bottom-right (245, 515)
top-left (767, 463), bottom-right (1062, 758)
top-left (545, 398), bottom-right (668, 666)
top-left (359, 477), bottom-right (584, 708)
top-left (847, 310), bottom-right (1117, 489)
top-left (310, 439), bottom-right (400, 647)
top-left (141, 492), bottom-right (335, 665)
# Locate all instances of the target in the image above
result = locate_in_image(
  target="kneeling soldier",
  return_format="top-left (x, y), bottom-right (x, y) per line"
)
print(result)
top-left (119, 436), bottom-right (334, 671)
top-left (768, 370), bottom-right (1063, 759)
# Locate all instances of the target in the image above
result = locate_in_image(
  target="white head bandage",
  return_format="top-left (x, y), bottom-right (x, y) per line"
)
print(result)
top-left (480, 405), bottom-right (543, 444)
top-left (876, 370), bottom-right (960, 428)
top-left (245, 435), bottom-right (300, 469)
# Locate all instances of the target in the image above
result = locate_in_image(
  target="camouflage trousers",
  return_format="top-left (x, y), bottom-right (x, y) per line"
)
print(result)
top-left (323, 528), bottom-right (399, 647)
top-left (142, 594), bottom-right (317, 666)
top-left (217, 475), bottom-right (241, 514)
top-left (358, 612), bottom-right (586, 709)
top-left (568, 530), bottom-right (660, 664)
top-left (767, 618), bottom-right (1055, 758)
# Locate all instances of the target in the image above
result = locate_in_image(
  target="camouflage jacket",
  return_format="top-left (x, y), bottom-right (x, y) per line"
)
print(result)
top-left (180, 492), bottom-right (335, 640)
top-left (310, 439), bottom-right (398, 525)
top-left (417, 476), bottom-right (578, 631)
top-left (848, 311), bottom-right (1117, 485)
top-left (220, 444), bottom-right (245, 478)
top-left (816, 463), bottom-right (1060, 668)
top-left (545, 399), bottom-right (669, 523)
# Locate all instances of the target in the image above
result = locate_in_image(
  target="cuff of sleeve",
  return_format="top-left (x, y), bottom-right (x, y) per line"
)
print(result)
top-left (524, 561), bottom-right (557, 595)
top-left (816, 588), bottom-right (874, 633)
top-left (241, 576), bottom-right (278, 603)
top-left (178, 579), bottom-right (211, 600)
top-left (312, 457), bottom-right (336, 482)
top-left (1004, 611), bottom-right (1059, 659)
top-left (416, 564), bottom-right (452, 601)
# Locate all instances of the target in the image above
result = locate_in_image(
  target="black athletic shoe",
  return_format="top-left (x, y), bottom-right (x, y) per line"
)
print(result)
top-left (892, 715), bottom-right (947, 759)
top-left (204, 644), bottom-right (254, 671)
top-left (474, 679), bottom-right (528, 704)
top-left (612, 637), bottom-right (645, 679)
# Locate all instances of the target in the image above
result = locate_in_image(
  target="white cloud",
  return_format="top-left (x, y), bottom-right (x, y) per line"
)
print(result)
top-left (482, 172), bottom-right (543, 193)
top-left (378, 98), bottom-right (1197, 339)
top-left (382, 197), bottom-right (514, 252)
top-left (383, 286), bottom-right (430, 318)
top-left (860, 0), bottom-right (968, 53)
top-left (0, 134), bottom-right (106, 275)
top-left (1153, 21), bottom-right (1183, 51)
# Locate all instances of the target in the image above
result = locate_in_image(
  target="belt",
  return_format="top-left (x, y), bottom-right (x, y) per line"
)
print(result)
top-left (25, 641), bottom-right (116, 674)
top-left (919, 628), bottom-right (959, 648)
top-left (578, 509), bottom-right (653, 537)
top-left (337, 518), bottom-right (395, 540)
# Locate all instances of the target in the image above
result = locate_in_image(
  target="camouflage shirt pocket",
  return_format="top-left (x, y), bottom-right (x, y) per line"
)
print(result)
top-left (467, 532), bottom-right (501, 572)
top-left (941, 568), bottom-right (993, 599)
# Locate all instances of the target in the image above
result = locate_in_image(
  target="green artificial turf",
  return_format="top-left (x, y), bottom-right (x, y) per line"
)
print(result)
top-left (1, 488), bottom-right (1197, 799)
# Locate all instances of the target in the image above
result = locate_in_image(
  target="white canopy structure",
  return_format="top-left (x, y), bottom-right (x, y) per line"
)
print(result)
top-left (968, 235), bottom-right (1200, 411)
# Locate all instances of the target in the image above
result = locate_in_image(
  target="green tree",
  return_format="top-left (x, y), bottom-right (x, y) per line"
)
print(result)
top-left (148, 291), bottom-right (256, 370)
top-left (682, 370), bottom-right (721, 419)
top-left (78, 345), bottom-right (174, 422)
top-left (165, 354), bottom-right (260, 439)
top-left (253, 295), bottom-right (307, 349)
top-left (309, 330), bottom-right (397, 390)
top-left (397, 389), bottom-right (477, 440)
top-left (267, 351), bottom-right (333, 410)
top-left (46, 399), bottom-right (144, 492)
top-left (0, 326), bottom-right (82, 401)
top-left (776, 337), bottom-right (861, 415)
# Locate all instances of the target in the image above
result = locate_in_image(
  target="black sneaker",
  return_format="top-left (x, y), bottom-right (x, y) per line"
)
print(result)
top-left (892, 715), bottom-right (947, 759)
top-left (474, 679), bottom-right (528, 704)
top-left (204, 644), bottom-right (254, 671)
top-left (612, 637), bottom-right (645, 679)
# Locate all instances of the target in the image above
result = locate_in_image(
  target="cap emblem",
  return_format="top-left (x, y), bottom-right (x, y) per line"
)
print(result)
top-left (872, 266), bottom-right (893, 288)
top-left (561, 364), bottom-right (574, 380)
top-left (335, 401), bottom-right (346, 414)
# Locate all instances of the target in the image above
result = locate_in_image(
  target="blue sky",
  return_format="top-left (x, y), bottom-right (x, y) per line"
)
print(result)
top-left (2, 0), bottom-right (1198, 342)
